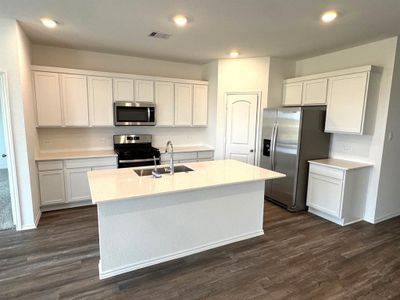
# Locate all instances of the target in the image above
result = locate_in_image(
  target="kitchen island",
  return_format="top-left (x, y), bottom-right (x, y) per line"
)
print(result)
top-left (88, 160), bottom-right (285, 279)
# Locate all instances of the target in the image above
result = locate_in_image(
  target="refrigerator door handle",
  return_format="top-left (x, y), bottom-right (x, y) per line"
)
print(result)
top-left (271, 122), bottom-right (278, 170)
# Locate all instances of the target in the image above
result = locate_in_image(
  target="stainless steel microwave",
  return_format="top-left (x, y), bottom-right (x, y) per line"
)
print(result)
top-left (114, 102), bottom-right (156, 126)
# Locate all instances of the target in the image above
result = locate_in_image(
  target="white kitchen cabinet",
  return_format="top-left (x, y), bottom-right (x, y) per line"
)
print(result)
top-left (282, 82), bottom-right (303, 106)
top-left (61, 74), bottom-right (89, 126)
top-left (135, 80), bottom-right (154, 103)
top-left (113, 78), bottom-right (134, 102)
top-left (174, 83), bottom-right (193, 126)
top-left (33, 71), bottom-right (63, 127)
top-left (302, 78), bottom-right (328, 105)
top-left (325, 72), bottom-right (369, 134)
top-left (65, 167), bottom-right (92, 203)
top-left (39, 170), bottom-right (66, 206)
top-left (307, 159), bottom-right (371, 226)
top-left (193, 85), bottom-right (208, 126)
top-left (155, 81), bottom-right (174, 126)
top-left (88, 76), bottom-right (114, 126)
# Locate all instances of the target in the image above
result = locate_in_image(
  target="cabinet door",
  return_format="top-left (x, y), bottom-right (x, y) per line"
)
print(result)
top-left (193, 85), bottom-right (208, 126)
top-left (302, 78), bottom-right (328, 105)
top-left (65, 168), bottom-right (92, 203)
top-left (282, 82), bottom-right (303, 106)
top-left (88, 76), bottom-right (113, 126)
top-left (325, 72), bottom-right (369, 134)
top-left (135, 80), bottom-right (154, 103)
top-left (39, 170), bottom-right (66, 206)
top-left (113, 78), bottom-right (134, 102)
top-left (34, 72), bottom-right (63, 127)
top-left (61, 74), bottom-right (89, 126)
top-left (307, 173), bottom-right (343, 217)
top-left (155, 81), bottom-right (174, 126)
top-left (174, 83), bottom-right (193, 126)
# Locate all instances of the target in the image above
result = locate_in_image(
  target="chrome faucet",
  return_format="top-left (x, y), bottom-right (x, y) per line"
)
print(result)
top-left (165, 140), bottom-right (174, 175)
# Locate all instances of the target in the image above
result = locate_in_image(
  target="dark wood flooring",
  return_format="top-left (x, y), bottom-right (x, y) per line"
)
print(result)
top-left (1, 202), bottom-right (399, 300)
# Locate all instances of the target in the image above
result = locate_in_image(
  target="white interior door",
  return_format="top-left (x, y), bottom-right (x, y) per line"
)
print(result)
top-left (225, 94), bottom-right (258, 165)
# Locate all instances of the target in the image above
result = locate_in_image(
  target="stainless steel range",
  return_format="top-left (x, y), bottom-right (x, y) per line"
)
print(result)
top-left (113, 134), bottom-right (160, 168)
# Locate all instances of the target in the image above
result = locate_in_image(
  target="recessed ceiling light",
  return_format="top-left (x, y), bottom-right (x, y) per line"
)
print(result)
top-left (173, 15), bottom-right (188, 27)
top-left (229, 50), bottom-right (239, 58)
top-left (40, 17), bottom-right (58, 28)
top-left (321, 10), bottom-right (338, 23)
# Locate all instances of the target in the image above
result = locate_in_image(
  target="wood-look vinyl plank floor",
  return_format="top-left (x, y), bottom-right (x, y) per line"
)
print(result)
top-left (0, 202), bottom-right (399, 300)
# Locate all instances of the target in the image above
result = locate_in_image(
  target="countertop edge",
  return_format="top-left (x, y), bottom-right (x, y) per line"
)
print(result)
top-left (309, 159), bottom-right (373, 170)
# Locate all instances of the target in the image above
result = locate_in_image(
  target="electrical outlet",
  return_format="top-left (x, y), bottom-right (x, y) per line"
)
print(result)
top-left (343, 143), bottom-right (352, 152)
top-left (99, 138), bottom-right (106, 144)
top-left (43, 139), bottom-right (52, 145)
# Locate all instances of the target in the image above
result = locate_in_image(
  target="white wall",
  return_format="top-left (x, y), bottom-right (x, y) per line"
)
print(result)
top-left (16, 24), bottom-right (41, 224)
top-left (0, 18), bottom-right (37, 228)
top-left (295, 37), bottom-right (398, 222)
top-left (375, 39), bottom-right (400, 222)
top-left (31, 45), bottom-right (214, 152)
top-left (0, 100), bottom-right (6, 169)
top-left (214, 57), bottom-right (270, 159)
top-left (32, 45), bottom-right (204, 80)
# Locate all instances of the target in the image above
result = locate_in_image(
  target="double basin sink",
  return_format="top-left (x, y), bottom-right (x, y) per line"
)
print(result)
top-left (134, 165), bottom-right (194, 177)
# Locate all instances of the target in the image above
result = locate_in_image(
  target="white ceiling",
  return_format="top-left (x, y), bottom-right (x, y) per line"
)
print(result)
top-left (1, 0), bottom-right (400, 64)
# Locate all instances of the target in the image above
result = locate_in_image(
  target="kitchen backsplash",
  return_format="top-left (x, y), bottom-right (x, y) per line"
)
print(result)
top-left (37, 127), bottom-right (212, 152)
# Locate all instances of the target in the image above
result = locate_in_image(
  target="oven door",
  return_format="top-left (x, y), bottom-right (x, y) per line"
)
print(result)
top-left (118, 158), bottom-right (160, 168)
top-left (114, 102), bottom-right (155, 126)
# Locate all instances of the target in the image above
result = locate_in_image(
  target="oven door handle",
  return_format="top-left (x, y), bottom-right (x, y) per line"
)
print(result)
top-left (119, 158), bottom-right (160, 163)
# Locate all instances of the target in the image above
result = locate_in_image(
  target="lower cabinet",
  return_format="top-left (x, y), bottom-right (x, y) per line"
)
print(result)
top-left (38, 170), bottom-right (66, 206)
top-left (306, 161), bottom-right (371, 226)
top-left (160, 150), bottom-right (214, 164)
top-left (65, 167), bottom-right (92, 203)
top-left (38, 157), bottom-right (117, 209)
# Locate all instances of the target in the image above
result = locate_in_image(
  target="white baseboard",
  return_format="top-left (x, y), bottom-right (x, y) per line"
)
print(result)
top-left (41, 200), bottom-right (94, 212)
top-left (34, 209), bottom-right (41, 227)
top-left (370, 211), bottom-right (400, 224)
top-left (20, 209), bottom-right (42, 231)
top-left (99, 230), bottom-right (264, 280)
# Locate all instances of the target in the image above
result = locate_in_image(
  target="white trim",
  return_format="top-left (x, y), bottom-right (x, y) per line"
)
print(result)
top-left (0, 73), bottom-right (22, 230)
top-left (31, 65), bottom-right (208, 85)
top-left (223, 91), bottom-right (262, 166)
top-left (284, 65), bottom-right (375, 83)
top-left (99, 229), bottom-right (264, 279)
top-left (367, 210), bottom-right (400, 224)
top-left (308, 207), bottom-right (363, 226)
top-left (34, 209), bottom-right (41, 227)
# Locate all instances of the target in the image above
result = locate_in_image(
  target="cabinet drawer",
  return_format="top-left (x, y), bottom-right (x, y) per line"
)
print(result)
top-left (65, 157), bottom-right (117, 169)
top-left (38, 160), bottom-right (63, 171)
top-left (174, 152), bottom-right (198, 161)
top-left (198, 151), bottom-right (214, 159)
top-left (309, 164), bottom-right (344, 180)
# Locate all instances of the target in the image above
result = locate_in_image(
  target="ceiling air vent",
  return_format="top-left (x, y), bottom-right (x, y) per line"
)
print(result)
top-left (148, 31), bottom-right (171, 39)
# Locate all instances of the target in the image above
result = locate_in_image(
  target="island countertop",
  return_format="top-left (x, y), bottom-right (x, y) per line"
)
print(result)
top-left (88, 159), bottom-right (285, 204)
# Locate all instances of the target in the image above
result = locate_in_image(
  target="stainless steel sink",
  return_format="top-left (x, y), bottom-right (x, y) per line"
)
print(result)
top-left (134, 165), bottom-right (194, 176)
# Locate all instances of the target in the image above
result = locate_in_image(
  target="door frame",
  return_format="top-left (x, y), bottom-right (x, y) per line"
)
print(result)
top-left (223, 91), bottom-right (262, 165)
top-left (0, 72), bottom-right (22, 230)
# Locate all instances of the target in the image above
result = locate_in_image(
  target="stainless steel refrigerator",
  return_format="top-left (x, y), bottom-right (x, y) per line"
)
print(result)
top-left (260, 106), bottom-right (330, 211)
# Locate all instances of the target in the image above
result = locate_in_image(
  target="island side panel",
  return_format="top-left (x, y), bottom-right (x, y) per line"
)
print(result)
top-left (97, 180), bottom-right (265, 279)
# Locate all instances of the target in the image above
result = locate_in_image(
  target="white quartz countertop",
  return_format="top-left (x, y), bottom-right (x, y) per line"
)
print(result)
top-left (155, 145), bottom-right (214, 153)
top-left (309, 158), bottom-right (373, 170)
top-left (88, 159), bottom-right (285, 203)
top-left (36, 150), bottom-right (117, 161)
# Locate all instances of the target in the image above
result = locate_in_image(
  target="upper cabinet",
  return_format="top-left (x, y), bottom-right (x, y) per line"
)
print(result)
top-left (282, 82), bottom-right (303, 106)
top-left (113, 78), bottom-right (134, 102)
top-left (302, 78), bottom-right (328, 106)
top-left (325, 72), bottom-right (369, 134)
top-left (155, 81), bottom-right (174, 126)
top-left (135, 80), bottom-right (154, 103)
top-left (193, 85), bottom-right (208, 126)
top-left (88, 76), bottom-right (114, 127)
top-left (32, 66), bottom-right (209, 128)
top-left (61, 74), bottom-right (89, 127)
top-left (282, 65), bottom-right (373, 135)
top-left (174, 83), bottom-right (193, 126)
top-left (34, 72), bottom-right (63, 127)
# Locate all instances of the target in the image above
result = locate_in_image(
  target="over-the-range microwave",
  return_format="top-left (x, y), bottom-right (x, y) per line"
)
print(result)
top-left (114, 102), bottom-right (156, 126)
